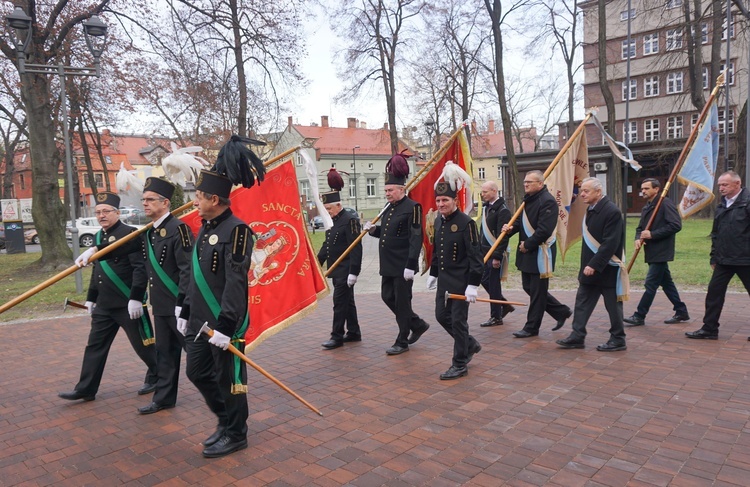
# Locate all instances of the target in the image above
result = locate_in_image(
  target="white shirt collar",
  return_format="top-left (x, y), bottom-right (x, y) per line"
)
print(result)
top-left (153, 213), bottom-right (169, 229)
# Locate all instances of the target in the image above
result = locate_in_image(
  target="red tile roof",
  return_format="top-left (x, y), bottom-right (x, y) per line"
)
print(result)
top-left (293, 125), bottom-right (411, 156)
top-left (471, 129), bottom-right (538, 158)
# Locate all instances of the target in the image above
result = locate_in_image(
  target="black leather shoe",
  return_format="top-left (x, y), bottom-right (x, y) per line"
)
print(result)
top-left (137, 402), bottom-right (174, 415)
top-left (202, 435), bottom-right (248, 458)
top-left (321, 339), bottom-right (343, 349)
top-left (58, 390), bottom-right (95, 402)
top-left (203, 427), bottom-right (227, 447)
top-left (556, 336), bottom-right (585, 349)
top-left (386, 345), bottom-right (409, 355)
top-left (552, 310), bottom-right (573, 331)
top-left (596, 341), bottom-right (627, 352)
top-left (467, 343), bottom-right (482, 364)
top-left (137, 383), bottom-right (156, 395)
top-left (513, 330), bottom-right (538, 338)
top-left (407, 323), bottom-right (430, 344)
top-left (501, 305), bottom-right (516, 318)
top-left (342, 334), bottom-right (361, 342)
top-left (685, 329), bottom-right (718, 340)
top-left (623, 314), bottom-right (645, 326)
top-left (440, 365), bottom-right (468, 380)
top-left (480, 317), bottom-right (503, 327)
top-left (664, 314), bottom-right (690, 324)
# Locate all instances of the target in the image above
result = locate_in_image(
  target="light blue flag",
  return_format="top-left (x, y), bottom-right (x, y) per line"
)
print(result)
top-left (677, 100), bottom-right (719, 217)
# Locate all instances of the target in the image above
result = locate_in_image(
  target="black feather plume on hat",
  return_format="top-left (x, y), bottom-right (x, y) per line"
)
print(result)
top-left (386, 149), bottom-right (411, 178)
top-left (212, 135), bottom-right (267, 188)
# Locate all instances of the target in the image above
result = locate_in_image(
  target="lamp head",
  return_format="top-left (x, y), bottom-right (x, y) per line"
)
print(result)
top-left (82, 15), bottom-right (107, 67)
top-left (5, 7), bottom-right (32, 55)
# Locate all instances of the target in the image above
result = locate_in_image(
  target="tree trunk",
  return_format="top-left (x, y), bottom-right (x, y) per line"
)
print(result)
top-left (230, 0), bottom-right (247, 137)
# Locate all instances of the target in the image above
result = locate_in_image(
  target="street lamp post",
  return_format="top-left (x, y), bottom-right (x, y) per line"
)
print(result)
top-left (424, 118), bottom-right (436, 159)
top-left (6, 7), bottom-right (107, 293)
top-left (352, 145), bottom-right (360, 212)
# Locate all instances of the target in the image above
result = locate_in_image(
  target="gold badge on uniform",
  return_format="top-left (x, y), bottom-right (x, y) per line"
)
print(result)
top-left (159, 228), bottom-right (167, 237)
top-left (108, 236), bottom-right (116, 242)
top-left (451, 224), bottom-right (458, 232)
top-left (96, 193), bottom-right (107, 203)
top-left (208, 234), bottom-right (219, 245)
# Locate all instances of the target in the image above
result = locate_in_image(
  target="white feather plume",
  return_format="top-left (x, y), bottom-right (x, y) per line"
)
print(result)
top-left (301, 150), bottom-right (334, 230)
top-left (161, 142), bottom-right (209, 187)
top-left (116, 162), bottom-right (144, 197)
top-left (435, 160), bottom-right (474, 214)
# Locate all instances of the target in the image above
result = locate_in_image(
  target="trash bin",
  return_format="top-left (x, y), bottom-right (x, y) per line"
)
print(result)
top-left (3, 220), bottom-right (26, 254)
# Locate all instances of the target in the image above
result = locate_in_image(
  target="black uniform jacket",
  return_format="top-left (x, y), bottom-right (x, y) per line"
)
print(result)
top-left (428, 210), bottom-right (484, 293)
top-left (507, 187), bottom-right (558, 274)
top-left (370, 196), bottom-right (423, 276)
top-left (579, 195), bottom-right (624, 287)
top-left (86, 220), bottom-right (147, 309)
top-left (480, 197), bottom-right (512, 261)
top-left (182, 209), bottom-right (252, 338)
top-left (143, 214), bottom-right (194, 316)
top-left (317, 209), bottom-right (362, 279)
top-left (711, 187), bottom-right (750, 266)
top-left (635, 196), bottom-right (681, 263)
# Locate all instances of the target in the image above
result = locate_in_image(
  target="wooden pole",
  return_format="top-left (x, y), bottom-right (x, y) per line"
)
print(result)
top-left (445, 293), bottom-right (527, 306)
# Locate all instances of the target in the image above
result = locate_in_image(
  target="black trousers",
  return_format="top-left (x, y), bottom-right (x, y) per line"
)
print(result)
top-left (435, 286), bottom-right (479, 368)
top-left (75, 306), bottom-right (157, 395)
top-left (480, 262), bottom-right (506, 319)
top-left (521, 272), bottom-right (571, 332)
top-left (381, 276), bottom-right (427, 347)
top-left (570, 284), bottom-right (625, 343)
top-left (185, 334), bottom-right (248, 441)
top-left (330, 276), bottom-right (360, 341)
top-left (152, 314), bottom-right (185, 407)
top-left (634, 262), bottom-right (688, 319)
top-left (701, 263), bottom-right (750, 334)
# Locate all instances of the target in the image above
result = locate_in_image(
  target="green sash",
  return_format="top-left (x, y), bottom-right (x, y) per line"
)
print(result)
top-left (146, 229), bottom-right (179, 298)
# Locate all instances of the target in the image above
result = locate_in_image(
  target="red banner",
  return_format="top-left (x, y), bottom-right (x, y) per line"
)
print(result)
top-left (181, 159), bottom-right (329, 351)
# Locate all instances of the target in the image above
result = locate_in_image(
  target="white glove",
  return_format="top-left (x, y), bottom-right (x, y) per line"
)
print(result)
top-left (347, 274), bottom-right (357, 287)
top-left (464, 285), bottom-right (479, 303)
top-left (363, 221), bottom-right (373, 231)
top-left (174, 306), bottom-right (182, 320)
top-left (176, 317), bottom-right (188, 336)
top-left (403, 268), bottom-right (415, 281)
top-left (128, 300), bottom-right (144, 319)
top-left (426, 276), bottom-right (437, 290)
top-left (75, 246), bottom-right (97, 267)
top-left (208, 330), bottom-right (231, 350)
top-left (84, 301), bottom-right (95, 315)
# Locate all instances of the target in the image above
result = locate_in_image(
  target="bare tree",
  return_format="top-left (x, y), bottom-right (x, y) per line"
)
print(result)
top-left (0, 72), bottom-right (28, 200)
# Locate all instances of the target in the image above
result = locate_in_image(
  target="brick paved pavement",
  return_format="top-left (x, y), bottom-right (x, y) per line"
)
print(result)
top-left (2, 286), bottom-right (750, 486)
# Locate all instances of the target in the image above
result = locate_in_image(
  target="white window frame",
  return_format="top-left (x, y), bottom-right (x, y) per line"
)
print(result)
top-left (701, 23), bottom-right (708, 44)
top-left (644, 76), bottom-right (659, 97)
top-left (300, 180), bottom-right (311, 199)
top-left (643, 33), bottom-right (659, 55)
top-left (622, 79), bottom-right (637, 101)
top-left (666, 29), bottom-right (683, 51)
top-left (348, 178), bottom-right (356, 198)
top-left (621, 39), bottom-right (636, 59)
top-left (624, 121), bottom-right (638, 144)
top-left (720, 62), bottom-right (735, 85)
top-left (366, 178), bottom-right (376, 197)
top-left (691, 113), bottom-right (700, 130)
top-left (667, 72), bottom-right (683, 94)
top-left (703, 67), bottom-right (709, 89)
top-left (666, 0), bottom-right (682, 8)
top-left (478, 167), bottom-right (486, 179)
top-left (644, 119), bottom-right (660, 141)
top-left (620, 9), bottom-right (636, 21)
top-left (718, 108), bottom-right (735, 133)
top-left (722, 14), bottom-right (734, 40)
top-left (667, 116), bottom-right (683, 139)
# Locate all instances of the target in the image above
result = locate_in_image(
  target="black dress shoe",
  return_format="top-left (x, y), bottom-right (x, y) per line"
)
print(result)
top-left (440, 365), bottom-right (468, 380)
top-left (556, 336), bottom-right (585, 349)
top-left (407, 323), bottom-right (430, 344)
top-left (202, 435), bottom-right (248, 458)
top-left (664, 314), bottom-right (690, 324)
top-left (596, 341), bottom-right (627, 352)
top-left (342, 334), bottom-right (361, 342)
top-left (480, 317), bottom-right (503, 327)
top-left (321, 339), bottom-right (343, 349)
top-left (512, 330), bottom-right (538, 338)
top-left (138, 402), bottom-right (174, 415)
top-left (467, 343), bottom-right (482, 363)
top-left (137, 383), bottom-right (156, 395)
top-left (685, 329), bottom-right (718, 340)
top-left (203, 427), bottom-right (227, 447)
top-left (58, 390), bottom-right (95, 402)
top-left (623, 314), bottom-right (645, 326)
top-left (552, 310), bottom-right (573, 331)
top-left (501, 305), bottom-right (516, 318)
top-left (386, 345), bottom-right (409, 355)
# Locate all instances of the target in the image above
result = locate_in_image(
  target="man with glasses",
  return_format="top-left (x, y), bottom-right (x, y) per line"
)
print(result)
top-left (137, 178), bottom-right (194, 414)
top-left (502, 170), bottom-right (571, 338)
top-left (624, 178), bottom-right (688, 327)
top-left (58, 192), bottom-right (157, 402)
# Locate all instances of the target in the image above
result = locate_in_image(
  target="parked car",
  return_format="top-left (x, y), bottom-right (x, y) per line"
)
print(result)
top-left (0, 226), bottom-right (5, 250)
top-left (119, 207), bottom-right (147, 224)
top-left (66, 218), bottom-right (102, 247)
top-left (24, 229), bottom-right (39, 244)
top-left (311, 216), bottom-right (324, 229)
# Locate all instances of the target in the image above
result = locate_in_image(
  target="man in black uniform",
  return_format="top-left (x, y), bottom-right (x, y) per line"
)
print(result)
top-left (137, 178), bottom-right (193, 414)
top-left (427, 178), bottom-right (484, 380)
top-left (556, 177), bottom-right (627, 351)
top-left (318, 189), bottom-right (363, 350)
top-left (365, 159), bottom-right (429, 355)
top-left (624, 178), bottom-right (688, 327)
top-left (502, 170), bottom-right (571, 338)
top-left (178, 170), bottom-right (253, 458)
top-left (59, 192), bottom-right (157, 401)
top-left (478, 180), bottom-right (512, 327)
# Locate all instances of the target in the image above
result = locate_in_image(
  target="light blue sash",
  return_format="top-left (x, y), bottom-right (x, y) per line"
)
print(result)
top-left (581, 215), bottom-right (630, 301)
top-left (521, 210), bottom-right (556, 278)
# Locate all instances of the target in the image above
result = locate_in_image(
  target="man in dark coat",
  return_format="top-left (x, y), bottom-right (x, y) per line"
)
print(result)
top-left (502, 170), bottom-right (571, 338)
top-left (686, 171), bottom-right (750, 340)
top-left (624, 178), bottom-right (688, 327)
top-left (556, 177), bottom-right (627, 351)
top-left (137, 177), bottom-right (193, 414)
top-left (478, 180), bottom-right (512, 327)
top-left (318, 190), bottom-right (363, 350)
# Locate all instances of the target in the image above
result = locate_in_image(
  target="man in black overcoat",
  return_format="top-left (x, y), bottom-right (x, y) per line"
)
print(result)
top-left (478, 180), bottom-right (512, 327)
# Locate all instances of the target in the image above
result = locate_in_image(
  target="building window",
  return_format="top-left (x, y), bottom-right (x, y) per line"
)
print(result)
top-left (701, 23), bottom-right (708, 44)
top-left (368, 163), bottom-right (373, 170)
top-left (718, 108), bottom-right (735, 133)
top-left (666, 0), bottom-right (682, 8)
top-left (620, 8), bottom-right (636, 21)
top-left (20, 174), bottom-right (25, 190)
top-left (644, 76), bottom-right (659, 97)
top-left (666, 72), bottom-right (683, 93)
top-left (722, 14), bottom-right (734, 40)
top-left (497, 166), bottom-right (503, 178)
top-left (296, 154), bottom-right (303, 166)
top-left (478, 167), bottom-right (486, 179)
top-left (666, 29), bottom-right (682, 50)
top-left (643, 33), bottom-right (659, 55)
top-left (95, 174), bottom-right (104, 188)
top-left (720, 62), bottom-right (735, 85)
top-left (621, 39), bottom-right (636, 59)
top-left (624, 121), bottom-right (637, 144)
top-left (645, 119), bottom-right (660, 141)
top-left (691, 113), bottom-right (700, 130)
top-left (667, 116), bottom-right (683, 138)
top-left (622, 79), bottom-right (637, 101)
top-left (105, 156), bottom-right (112, 165)
top-left (366, 178), bottom-right (376, 197)
top-left (349, 178), bottom-right (356, 198)
top-left (300, 180), bottom-right (310, 199)
top-left (703, 66), bottom-right (709, 89)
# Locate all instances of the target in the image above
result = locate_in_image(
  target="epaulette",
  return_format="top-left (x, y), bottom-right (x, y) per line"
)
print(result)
top-left (468, 220), bottom-right (479, 244)
top-left (412, 203), bottom-right (422, 228)
top-left (177, 223), bottom-right (194, 251)
top-left (231, 224), bottom-right (251, 262)
top-left (350, 218), bottom-right (361, 234)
